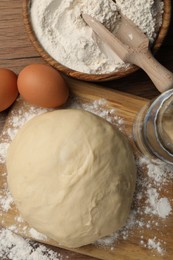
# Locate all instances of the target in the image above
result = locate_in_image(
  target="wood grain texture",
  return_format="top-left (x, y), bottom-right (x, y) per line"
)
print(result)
top-left (0, 1), bottom-right (173, 259)
top-left (22, 0), bottom-right (171, 82)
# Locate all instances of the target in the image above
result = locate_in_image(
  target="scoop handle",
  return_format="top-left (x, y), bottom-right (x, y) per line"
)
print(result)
top-left (131, 50), bottom-right (173, 93)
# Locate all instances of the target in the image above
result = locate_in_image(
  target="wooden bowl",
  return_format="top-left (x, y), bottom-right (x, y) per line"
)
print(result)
top-left (23, 0), bottom-right (171, 82)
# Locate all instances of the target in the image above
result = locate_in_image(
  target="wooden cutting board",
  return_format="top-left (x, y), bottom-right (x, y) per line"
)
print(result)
top-left (0, 80), bottom-right (173, 260)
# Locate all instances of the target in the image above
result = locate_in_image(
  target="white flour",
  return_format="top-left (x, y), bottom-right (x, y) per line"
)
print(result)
top-left (0, 229), bottom-right (61, 260)
top-left (30, 0), bottom-right (163, 74)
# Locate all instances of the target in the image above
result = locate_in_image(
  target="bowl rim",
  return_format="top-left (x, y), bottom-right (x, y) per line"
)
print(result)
top-left (23, 0), bottom-right (172, 82)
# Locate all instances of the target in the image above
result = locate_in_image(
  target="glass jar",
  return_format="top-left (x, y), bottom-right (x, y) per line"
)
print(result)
top-left (133, 89), bottom-right (173, 164)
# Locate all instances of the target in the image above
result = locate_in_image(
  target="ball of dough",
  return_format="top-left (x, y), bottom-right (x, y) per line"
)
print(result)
top-left (7, 109), bottom-right (136, 248)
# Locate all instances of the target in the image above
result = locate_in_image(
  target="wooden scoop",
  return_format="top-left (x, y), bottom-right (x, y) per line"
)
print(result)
top-left (82, 14), bottom-right (173, 93)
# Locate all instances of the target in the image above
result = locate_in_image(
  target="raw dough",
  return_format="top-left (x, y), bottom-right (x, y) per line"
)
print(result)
top-left (7, 109), bottom-right (136, 248)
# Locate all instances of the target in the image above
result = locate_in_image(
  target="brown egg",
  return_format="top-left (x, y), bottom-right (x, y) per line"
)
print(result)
top-left (17, 64), bottom-right (69, 108)
top-left (0, 68), bottom-right (18, 112)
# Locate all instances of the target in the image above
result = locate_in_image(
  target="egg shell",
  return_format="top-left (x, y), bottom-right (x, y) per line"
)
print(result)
top-left (17, 64), bottom-right (69, 108)
top-left (0, 68), bottom-right (18, 112)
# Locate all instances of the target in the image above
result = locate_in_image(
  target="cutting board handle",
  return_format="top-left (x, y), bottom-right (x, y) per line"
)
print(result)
top-left (132, 50), bottom-right (173, 93)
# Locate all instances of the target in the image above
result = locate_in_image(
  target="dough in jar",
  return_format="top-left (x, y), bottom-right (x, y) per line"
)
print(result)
top-left (7, 109), bottom-right (136, 248)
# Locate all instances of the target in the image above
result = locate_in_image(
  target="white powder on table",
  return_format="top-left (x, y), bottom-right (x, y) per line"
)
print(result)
top-left (0, 229), bottom-right (61, 260)
top-left (145, 188), bottom-right (172, 218)
top-left (30, 0), bottom-right (163, 74)
top-left (0, 98), bottom-right (173, 257)
top-left (147, 237), bottom-right (165, 255)
top-left (0, 191), bottom-right (13, 213)
top-left (0, 142), bottom-right (10, 164)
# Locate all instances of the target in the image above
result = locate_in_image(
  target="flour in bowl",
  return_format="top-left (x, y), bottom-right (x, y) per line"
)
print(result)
top-left (30, 0), bottom-right (163, 74)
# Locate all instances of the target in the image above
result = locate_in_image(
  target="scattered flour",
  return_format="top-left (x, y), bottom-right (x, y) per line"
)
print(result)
top-left (138, 156), bottom-right (173, 185)
top-left (0, 191), bottom-right (13, 212)
top-left (0, 229), bottom-right (61, 260)
top-left (30, 0), bottom-right (164, 74)
top-left (0, 98), bottom-right (173, 258)
top-left (145, 188), bottom-right (172, 218)
top-left (157, 198), bottom-right (172, 218)
top-left (0, 143), bottom-right (10, 164)
top-left (147, 237), bottom-right (165, 255)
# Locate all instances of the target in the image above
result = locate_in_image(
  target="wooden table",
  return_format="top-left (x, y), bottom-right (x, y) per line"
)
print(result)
top-left (0, 1), bottom-right (173, 259)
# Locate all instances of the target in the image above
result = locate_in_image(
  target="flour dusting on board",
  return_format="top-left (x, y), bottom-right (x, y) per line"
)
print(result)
top-left (0, 229), bottom-right (62, 260)
top-left (0, 98), bottom-right (173, 258)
